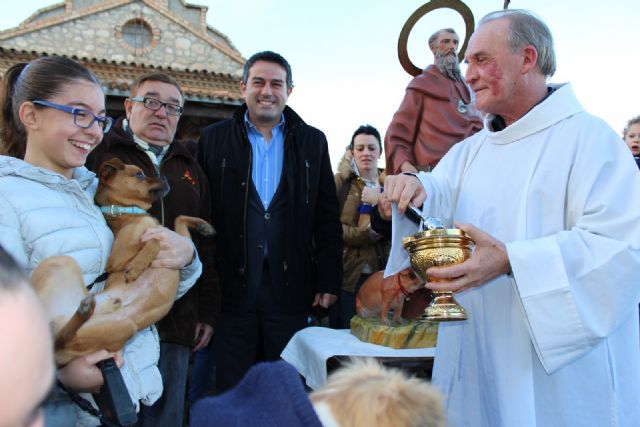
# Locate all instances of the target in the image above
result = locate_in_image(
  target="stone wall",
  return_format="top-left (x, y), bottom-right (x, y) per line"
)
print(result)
top-left (168, 0), bottom-right (200, 28)
top-left (0, 2), bottom-right (243, 75)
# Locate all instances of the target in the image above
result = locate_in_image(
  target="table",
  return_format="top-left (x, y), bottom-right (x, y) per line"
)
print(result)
top-left (281, 327), bottom-right (435, 390)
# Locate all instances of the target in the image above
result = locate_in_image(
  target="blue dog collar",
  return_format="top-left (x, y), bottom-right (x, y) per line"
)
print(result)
top-left (100, 205), bottom-right (148, 216)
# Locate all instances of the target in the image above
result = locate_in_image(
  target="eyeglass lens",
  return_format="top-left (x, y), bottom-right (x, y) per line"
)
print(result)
top-left (73, 110), bottom-right (111, 132)
top-left (144, 98), bottom-right (183, 115)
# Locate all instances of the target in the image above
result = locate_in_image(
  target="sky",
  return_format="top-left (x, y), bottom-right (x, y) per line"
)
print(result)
top-left (1, 0), bottom-right (639, 170)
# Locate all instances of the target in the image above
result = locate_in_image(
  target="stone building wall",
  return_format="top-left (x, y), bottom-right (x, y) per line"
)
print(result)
top-left (0, 1), bottom-right (243, 75)
top-left (168, 0), bottom-right (199, 28)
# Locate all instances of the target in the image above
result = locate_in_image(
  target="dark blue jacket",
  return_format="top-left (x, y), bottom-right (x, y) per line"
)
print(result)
top-left (197, 104), bottom-right (342, 314)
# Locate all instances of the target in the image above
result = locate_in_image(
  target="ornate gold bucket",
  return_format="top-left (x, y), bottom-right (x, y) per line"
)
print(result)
top-left (402, 228), bottom-right (474, 321)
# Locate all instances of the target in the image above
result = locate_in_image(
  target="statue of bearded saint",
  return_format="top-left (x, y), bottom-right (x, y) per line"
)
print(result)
top-left (435, 47), bottom-right (462, 82)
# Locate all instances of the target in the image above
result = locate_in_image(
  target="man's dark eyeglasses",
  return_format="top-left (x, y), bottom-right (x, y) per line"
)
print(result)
top-left (130, 97), bottom-right (184, 116)
top-left (32, 100), bottom-right (113, 133)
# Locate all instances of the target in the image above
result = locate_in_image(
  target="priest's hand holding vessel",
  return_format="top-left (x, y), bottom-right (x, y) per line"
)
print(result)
top-left (403, 226), bottom-right (474, 322)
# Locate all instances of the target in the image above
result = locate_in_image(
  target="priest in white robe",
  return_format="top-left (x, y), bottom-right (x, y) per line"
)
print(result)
top-left (383, 9), bottom-right (640, 427)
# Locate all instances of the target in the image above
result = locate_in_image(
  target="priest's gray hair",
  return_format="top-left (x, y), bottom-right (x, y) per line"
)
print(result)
top-left (479, 9), bottom-right (556, 78)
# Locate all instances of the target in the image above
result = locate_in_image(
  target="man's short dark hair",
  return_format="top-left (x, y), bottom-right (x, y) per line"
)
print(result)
top-left (129, 73), bottom-right (183, 100)
top-left (350, 124), bottom-right (382, 152)
top-left (242, 51), bottom-right (293, 89)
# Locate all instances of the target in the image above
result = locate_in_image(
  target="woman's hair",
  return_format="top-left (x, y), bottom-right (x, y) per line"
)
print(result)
top-left (0, 56), bottom-right (102, 159)
top-left (623, 116), bottom-right (640, 139)
top-left (350, 124), bottom-right (382, 152)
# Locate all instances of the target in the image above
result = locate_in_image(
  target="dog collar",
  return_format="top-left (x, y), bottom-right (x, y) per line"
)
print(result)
top-left (396, 273), bottom-right (412, 299)
top-left (100, 205), bottom-right (148, 216)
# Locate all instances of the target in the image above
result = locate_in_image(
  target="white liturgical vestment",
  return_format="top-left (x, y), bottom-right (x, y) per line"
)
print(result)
top-left (386, 83), bottom-right (640, 426)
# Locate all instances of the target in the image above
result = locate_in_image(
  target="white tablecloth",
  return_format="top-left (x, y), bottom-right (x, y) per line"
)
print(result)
top-left (280, 327), bottom-right (436, 390)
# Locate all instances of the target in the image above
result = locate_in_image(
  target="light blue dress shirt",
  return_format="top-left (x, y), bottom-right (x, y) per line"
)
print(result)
top-left (244, 111), bottom-right (286, 209)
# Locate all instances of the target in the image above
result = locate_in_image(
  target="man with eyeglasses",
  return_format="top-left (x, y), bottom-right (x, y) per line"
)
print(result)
top-left (86, 73), bottom-right (219, 427)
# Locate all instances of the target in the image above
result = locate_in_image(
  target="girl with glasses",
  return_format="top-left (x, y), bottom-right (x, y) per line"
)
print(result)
top-left (0, 56), bottom-right (201, 426)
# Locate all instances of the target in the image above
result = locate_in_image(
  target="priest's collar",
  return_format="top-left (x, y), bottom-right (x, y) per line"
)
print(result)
top-left (490, 87), bottom-right (556, 132)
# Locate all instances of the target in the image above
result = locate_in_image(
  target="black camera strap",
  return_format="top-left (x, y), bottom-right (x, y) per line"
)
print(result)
top-left (86, 271), bottom-right (110, 291)
top-left (56, 380), bottom-right (119, 427)
top-left (56, 357), bottom-right (137, 427)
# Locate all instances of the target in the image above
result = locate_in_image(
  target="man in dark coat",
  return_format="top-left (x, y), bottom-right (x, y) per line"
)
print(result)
top-left (197, 51), bottom-right (342, 392)
top-left (87, 73), bottom-right (218, 427)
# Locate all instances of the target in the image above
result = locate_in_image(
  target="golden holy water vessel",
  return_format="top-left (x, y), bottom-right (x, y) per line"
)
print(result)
top-left (402, 221), bottom-right (474, 322)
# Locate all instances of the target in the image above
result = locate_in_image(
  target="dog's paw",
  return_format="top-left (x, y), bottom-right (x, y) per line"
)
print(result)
top-left (78, 295), bottom-right (96, 318)
top-left (197, 223), bottom-right (216, 236)
top-left (124, 266), bottom-right (142, 283)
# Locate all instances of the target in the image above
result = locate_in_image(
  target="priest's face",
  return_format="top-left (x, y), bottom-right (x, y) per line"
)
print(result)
top-left (464, 18), bottom-right (524, 119)
top-left (624, 123), bottom-right (640, 156)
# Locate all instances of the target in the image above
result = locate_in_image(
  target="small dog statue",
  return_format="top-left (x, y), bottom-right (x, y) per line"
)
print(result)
top-left (355, 268), bottom-right (424, 325)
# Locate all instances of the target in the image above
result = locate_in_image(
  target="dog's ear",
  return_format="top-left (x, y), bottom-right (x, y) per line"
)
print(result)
top-left (98, 158), bottom-right (125, 182)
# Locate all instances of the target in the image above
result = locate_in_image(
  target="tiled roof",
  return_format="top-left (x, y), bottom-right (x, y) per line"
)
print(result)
top-left (0, 46), bottom-right (243, 103)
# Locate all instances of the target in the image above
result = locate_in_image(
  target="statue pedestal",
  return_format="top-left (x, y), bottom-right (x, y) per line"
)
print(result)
top-left (350, 315), bottom-right (438, 349)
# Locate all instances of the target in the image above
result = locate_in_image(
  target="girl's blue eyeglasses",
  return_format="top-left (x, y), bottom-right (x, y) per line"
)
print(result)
top-left (32, 99), bottom-right (113, 133)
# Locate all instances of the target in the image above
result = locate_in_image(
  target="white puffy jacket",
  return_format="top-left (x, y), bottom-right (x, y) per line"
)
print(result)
top-left (0, 156), bottom-right (201, 415)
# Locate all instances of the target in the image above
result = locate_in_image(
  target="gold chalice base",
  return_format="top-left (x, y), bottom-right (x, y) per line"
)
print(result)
top-left (402, 229), bottom-right (474, 322)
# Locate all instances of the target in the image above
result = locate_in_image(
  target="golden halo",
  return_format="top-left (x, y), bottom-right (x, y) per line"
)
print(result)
top-left (398, 0), bottom-right (475, 77)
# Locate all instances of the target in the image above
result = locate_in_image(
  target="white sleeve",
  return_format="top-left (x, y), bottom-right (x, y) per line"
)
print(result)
top-left (507, 125), bottom-right (640, 374)
top-left (119, 326), bottom-right (162, 410)
top-left (383, 203), bottom-right (419, 277)
top-left (175, 242), bottom-right (202, 300)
